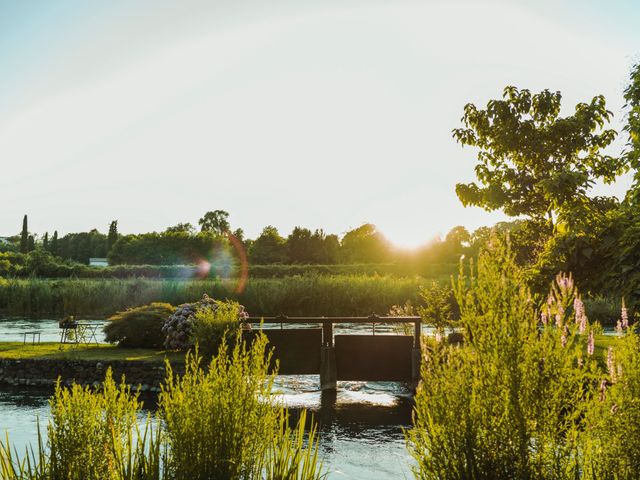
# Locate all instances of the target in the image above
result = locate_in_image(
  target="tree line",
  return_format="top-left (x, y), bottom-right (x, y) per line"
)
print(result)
top-left (1, 210), bottom-right (477, 271)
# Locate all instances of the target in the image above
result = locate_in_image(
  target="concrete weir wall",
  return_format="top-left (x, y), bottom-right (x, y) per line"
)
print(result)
top-left (0, 359), bottom-right (183, 392)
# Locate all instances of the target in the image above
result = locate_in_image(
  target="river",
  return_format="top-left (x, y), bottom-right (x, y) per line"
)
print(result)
top-left (0, 317), bottom-right (416, 479)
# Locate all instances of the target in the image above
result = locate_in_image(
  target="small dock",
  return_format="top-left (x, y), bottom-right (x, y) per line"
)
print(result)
top-left (245, 315), bottom-right (422, 391)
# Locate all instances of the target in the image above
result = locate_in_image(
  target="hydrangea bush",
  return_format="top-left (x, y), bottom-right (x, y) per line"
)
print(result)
top-left (162, 294), bottom-right (249, 350)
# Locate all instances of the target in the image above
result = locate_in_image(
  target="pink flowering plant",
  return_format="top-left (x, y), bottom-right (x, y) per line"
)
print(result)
top-left (162, 294), bottom-right (249, 352)
top-left (582, 316), bottom-right (640, 478)
top-left (406, 237), bottom-right (604, 479)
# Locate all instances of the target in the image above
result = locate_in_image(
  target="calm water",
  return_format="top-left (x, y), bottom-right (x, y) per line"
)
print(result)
top-left (0, 317), bottom-right (416, 479)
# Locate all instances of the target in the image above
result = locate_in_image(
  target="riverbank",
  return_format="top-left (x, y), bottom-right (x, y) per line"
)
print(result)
top-left (0, 333), bottom-right (619, 391)
top-left (0, 343), bottom-right (185, 390)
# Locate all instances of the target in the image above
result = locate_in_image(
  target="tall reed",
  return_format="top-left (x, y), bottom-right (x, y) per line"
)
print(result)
top-left (0, 336), bottom-right (323, 480)
top-left (0, 275), bottom-right (426, 318)
top-left (159, 336), bottom-right (323, 480)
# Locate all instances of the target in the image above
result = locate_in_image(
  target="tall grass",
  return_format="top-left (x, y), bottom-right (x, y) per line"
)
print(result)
top-left (47, 370), bottom-right (143, 479)
top-left (0, 275), bottom-right (427, 318)
top-left (0, 334), bottom-right (323, 480)
top-left (160, 336), bottom-right (323, 479)
top-left (406, 238), bottom-right (640, 479)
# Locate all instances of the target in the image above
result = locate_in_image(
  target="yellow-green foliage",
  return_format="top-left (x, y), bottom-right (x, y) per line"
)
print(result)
top-left (159, 335), bottom-right (323, 480)
top-left (191, 301), bottom-right (242, 358)
top-left (407, 240), bottom-right (600, 479)
top-left (582, 328), bottom-right (640, 479)
top-left (105, 302), bottom-right (176, 348)
top-left (0, 336), bottom-right (323, 480)
top-left (47, 370), bottom-right (142, 479)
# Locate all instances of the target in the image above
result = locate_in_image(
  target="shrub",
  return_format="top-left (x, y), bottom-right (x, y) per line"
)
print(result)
top-left (161, 295), bottom-right (247, 351)
top-left (159, 335), bottom-right (323, 480)
top-left (104, 302), bottom-right (175, 348)
top-left (0, 337), bottom-right (322, 480)
top-left (161, 295), bottom-right (219, 350)
top-left (582, 324), bottom-right (640, 478)
top-left (406, 239), bottom-right (598, 479)
top-left (416, 281), bottom-right (458, 335)
top-left (192, 300), bottom-right (249, 358)
top-left (47, 369), bottom-right (149, 480)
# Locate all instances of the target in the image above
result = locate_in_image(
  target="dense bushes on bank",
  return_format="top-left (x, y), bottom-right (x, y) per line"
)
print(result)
top-left (0, 250), bottom-right (457, 280)
top-left (408, 240), bottom-right (640, 479)
top-left (104, 302), bottom-right (176, 348)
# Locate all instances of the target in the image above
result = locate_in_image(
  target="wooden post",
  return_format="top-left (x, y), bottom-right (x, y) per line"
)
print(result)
top-left (322, 321), bottom-right (333, 347)
top-left (412, 319), bottom-right (422, 391)
top-left (320, 321), bottom-right (336, 390)
top-left (320, 346), bottom-right (337, 390)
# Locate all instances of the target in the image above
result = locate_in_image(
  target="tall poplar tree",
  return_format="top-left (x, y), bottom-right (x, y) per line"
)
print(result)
top-left (107, 220), bottom-right (118, 254)
top-left (43, 232), bottom-right (49, 251)
top-left (20, 215), bottom-right (28, 253)
top-left (51, 231), bottom-right (59, 256)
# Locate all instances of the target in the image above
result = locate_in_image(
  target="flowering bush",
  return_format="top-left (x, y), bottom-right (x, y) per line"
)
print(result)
top-left (162, 294), bottom-right (248, 350)
top-left (407, 238), bottom-right (600, 479)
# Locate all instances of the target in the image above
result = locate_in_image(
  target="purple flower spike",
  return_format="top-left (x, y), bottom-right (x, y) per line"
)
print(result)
top-left (587, 331), bottom-right (595, 356)
top-left (599, 379), bottom-right (607, 401)
top-left (607, 346), bottom-right (615, 382)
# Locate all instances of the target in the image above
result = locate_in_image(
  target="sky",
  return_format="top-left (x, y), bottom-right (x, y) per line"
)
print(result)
top-left (0, 0), bottom-right (638, 248)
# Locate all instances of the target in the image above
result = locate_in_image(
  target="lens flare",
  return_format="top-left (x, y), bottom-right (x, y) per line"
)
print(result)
top-left (196, 259), bottom-right (211, 278)
top-left (227, 230), bottom-right (248, 294)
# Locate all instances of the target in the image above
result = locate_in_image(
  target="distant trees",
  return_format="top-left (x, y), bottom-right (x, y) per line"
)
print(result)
top-left (453, 86), bottom-right (626, 228)
top-left (339, 223), bottom-right (390, 263)
top-left (284, 228), bottom-right (339, 264)
top-left (50, 231), bottom-right (59, 256)
top-left (165, 223), bottom-right (196, 235)
top-left (108, 232), bottom-right (226, 265)
top-left (249, 226), bottom-right (287, 264)
top-left (198, 210), bottom-right (230, 235)
top-left (58, 229), bottom-right (107, 264)
top-left (6, 213), bottom-right (489, 273)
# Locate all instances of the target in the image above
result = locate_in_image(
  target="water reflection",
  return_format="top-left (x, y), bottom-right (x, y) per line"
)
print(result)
top-left (275, 377), bottom-right (415, 478)
top-left (0, 379), bottom-right (415, 479)
top-left (0, 317), bottom-right (106, 343)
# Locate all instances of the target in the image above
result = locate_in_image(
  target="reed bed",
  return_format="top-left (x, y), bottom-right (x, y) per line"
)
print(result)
top-left (0, 275), bottom-right (428, 318)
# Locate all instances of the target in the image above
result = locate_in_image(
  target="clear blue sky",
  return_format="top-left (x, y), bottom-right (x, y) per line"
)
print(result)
top-left (0, 0), bottom-right (638, 247)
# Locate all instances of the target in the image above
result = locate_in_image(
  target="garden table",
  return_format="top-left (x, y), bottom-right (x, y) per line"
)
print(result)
top-left (21, 331), bottom-right (41, 345)
top-left (60, 322), bottom-right (101, 345)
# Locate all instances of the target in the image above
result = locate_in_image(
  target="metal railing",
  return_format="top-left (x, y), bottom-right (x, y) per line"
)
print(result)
top-left (245, 315), bottom-right (421, 348)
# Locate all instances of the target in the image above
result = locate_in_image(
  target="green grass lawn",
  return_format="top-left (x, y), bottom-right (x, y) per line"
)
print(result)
top-left (0, 342), bottom-right (185, 362)
top-left (0, 334), bottom-right (622, 365)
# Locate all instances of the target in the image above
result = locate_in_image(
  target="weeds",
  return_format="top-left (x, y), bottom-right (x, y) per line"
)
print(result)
top-left (0, 335), bottom-right (323, 480)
